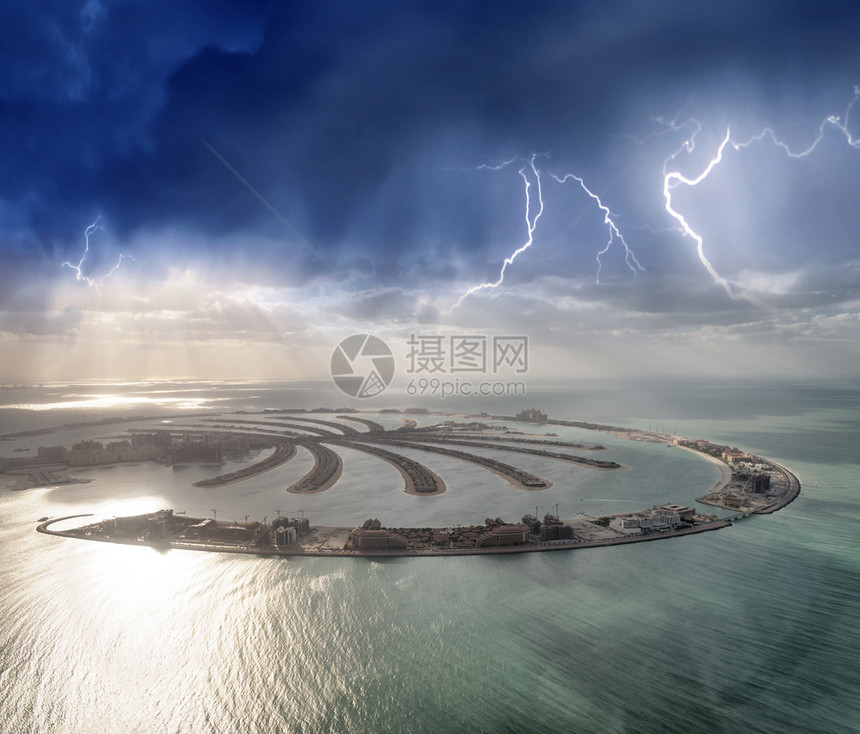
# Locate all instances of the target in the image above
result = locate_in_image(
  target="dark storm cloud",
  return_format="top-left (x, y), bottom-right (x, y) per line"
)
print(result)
top-left (0, 0), bottom-right (269, 248)
top-left (3, 0), bottom-right (860, 293)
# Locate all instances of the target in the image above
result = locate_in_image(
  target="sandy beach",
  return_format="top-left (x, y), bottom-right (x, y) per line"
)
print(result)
top-left (674, 444), bottom-right (733, 492)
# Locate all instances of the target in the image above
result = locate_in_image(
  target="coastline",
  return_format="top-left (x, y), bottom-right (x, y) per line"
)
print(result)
top-left (674, 444), bottom-right (733, 493)
top-left (37, 514), bottom-right (735, 558)
top-left (29, 413), bottom-right (801, 560)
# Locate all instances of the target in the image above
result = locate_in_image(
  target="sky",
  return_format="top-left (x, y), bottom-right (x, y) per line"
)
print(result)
top-left (2, 0), bottom-right (860, 385)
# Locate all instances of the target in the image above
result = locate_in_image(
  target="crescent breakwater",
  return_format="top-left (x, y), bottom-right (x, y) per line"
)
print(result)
top-left (37, 513), bottom-right (735, 558)
top-left (27, 410), bottom-right (801, 559)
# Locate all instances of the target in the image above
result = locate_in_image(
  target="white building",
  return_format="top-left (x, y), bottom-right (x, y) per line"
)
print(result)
top-left (610, 516), bottom-right (645, 535)
top-left (610, 509), bottom-right (681, 535)
top-left (275, 526), bottom-right (297, 546)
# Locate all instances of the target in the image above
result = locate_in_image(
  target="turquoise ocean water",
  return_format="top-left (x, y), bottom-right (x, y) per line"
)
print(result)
top-left (0, 379), bottom-right (858, 733)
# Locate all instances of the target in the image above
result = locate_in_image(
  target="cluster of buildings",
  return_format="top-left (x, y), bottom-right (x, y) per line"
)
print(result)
top-left (347, 513), bottom-right (573, 551)
top-left (716, 472), bottom-right (774, 509)
top-left (684, 441), bottom-right (782, 511)
top-left (38, 439), bottom-right (162, 466)
top-left (609, 504), bottom-right (695, 536)
top-left (86, 509), bottom-right (313, 549)
top-left (34, 431), bottom-right (253, 468)
top-left (515, 408), bottom-right (547, 422)
top-left (675, 438), bottom-right (763, 467)
top-left (480, 523), bottom-right (531, 546)
top-left (675, 438), bottom-right (785, 511)
top-left (274, 516), bottom-right (311, 546)
top-left (170, 442), bottom-right (222, 465)
top-left (521, 512), bottom-right (574, 541)
top-left (349, 519), bottom-right (408, 550)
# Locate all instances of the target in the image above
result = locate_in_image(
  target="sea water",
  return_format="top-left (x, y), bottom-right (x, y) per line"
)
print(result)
top-left (1, 379), bottom-right (859, 733)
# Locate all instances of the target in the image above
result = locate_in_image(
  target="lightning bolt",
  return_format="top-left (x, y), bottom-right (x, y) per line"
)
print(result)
top-left (661, 128), bottom-right (747, 302)
top-left (452, 155), bottom-right (645, 311)
top-left (451, 155), bottom-right (544, 311)
top-left (62, 216), bottom-right (134, 286)
top-left (62, 217), bottom-right (103, 281)
top-left (734, 85), bottom-right (860, 156)
top-left (550, 172), bottom-right (644, 283)
top-left (453, 87), bottom-right (859, 314)
top-left (661, 86), bottom-right (860, 307)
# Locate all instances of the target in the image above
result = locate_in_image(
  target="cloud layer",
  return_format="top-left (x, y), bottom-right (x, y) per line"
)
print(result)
top-left (2, 1), bottom-right (860, 381)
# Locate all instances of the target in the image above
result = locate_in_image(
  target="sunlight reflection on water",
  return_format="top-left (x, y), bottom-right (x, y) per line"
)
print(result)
top-left (4, 394), bottom-right (220, 411)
